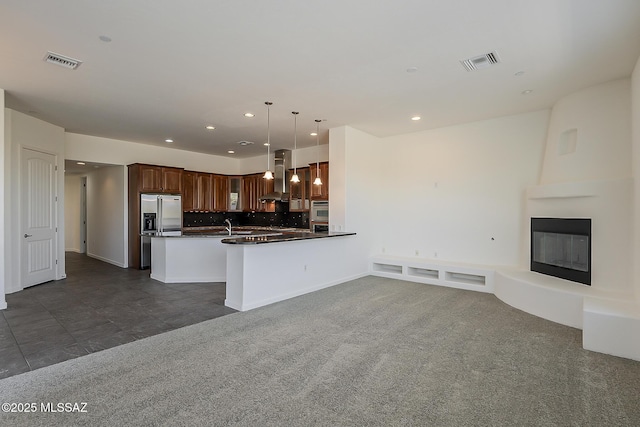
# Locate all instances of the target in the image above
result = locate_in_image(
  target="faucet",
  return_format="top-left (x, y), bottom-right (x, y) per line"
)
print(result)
top-left (224, 219), bottom-right (232, 236)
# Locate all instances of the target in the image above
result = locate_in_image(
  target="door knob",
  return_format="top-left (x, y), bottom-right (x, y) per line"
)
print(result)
top-left (24, 234), bottom-right (32, 238)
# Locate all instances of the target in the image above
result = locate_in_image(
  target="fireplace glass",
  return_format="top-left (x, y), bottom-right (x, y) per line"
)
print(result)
top-left (530, 218), bottom-right (591, 285)
top-left (532, 232), bottom-right (588, 272)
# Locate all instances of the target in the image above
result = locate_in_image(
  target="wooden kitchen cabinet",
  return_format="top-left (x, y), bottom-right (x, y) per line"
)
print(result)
top-left (128, 163), bottom-right (184, 270)
top-left (162, 167), bottom-right (183, 193)
top-left (183, 171), bottom-right (213, 211)
top-left (212, 174), bottom-right (229, 212)
top-left (182, 170), bottom-right (198, 211)
top-left (132, 163), bottom-right (184, 193)
top-left (242, 173), bottom-right (274, 212)
top-left (289, 167), bottom-right (310, 211)
top-left (198, 173), bottom-right (213, 211)
top-left (309, 162), bottom-right (329, 200)
top-left (139, 164), bottom-right (161, 192)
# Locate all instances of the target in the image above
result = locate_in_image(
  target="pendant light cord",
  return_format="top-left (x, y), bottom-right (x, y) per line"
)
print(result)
top-left (266, 102), bottom-right (272, 171)
top-left (315, 119), bottom-right (321, 180)
top-left (293, 112), bottom-right (298, 176)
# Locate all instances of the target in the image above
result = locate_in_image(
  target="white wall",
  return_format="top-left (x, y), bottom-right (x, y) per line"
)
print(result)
top-left (631, 58), bottom-right (640, 299)
top-left (540, 79), bottom-right (632, 184)
top-left (5, 109), bottom-right (66, 294)
top-left (239, 144), bottom-right (329, 175)
top-left (329, 126), bottom-right (386, 275)
top-left (66, 132), bottom-right (328, 176)
top-left (65, 133), bottom-right (241, 175)
top-left (86, 166), bottom-right (127, 267)
top-left (527, 79), bottom-right (634, 297)
top-left (64, 174), bottom-right (82, 252)
top-left (0, 90), bottom-right (6, 308)
top-left (356, 111), bottom-right (549, 266)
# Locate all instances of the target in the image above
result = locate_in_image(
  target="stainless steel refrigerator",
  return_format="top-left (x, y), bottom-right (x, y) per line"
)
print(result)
top-left (140, 194), bottom-right (182, 269)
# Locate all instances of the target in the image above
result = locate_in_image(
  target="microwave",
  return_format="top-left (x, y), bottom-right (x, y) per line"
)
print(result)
top-left (310, 200), bottom-right (329, 224)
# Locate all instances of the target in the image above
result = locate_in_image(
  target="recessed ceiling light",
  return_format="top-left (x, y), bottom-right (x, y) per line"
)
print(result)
top-left (99, 35), bottom-right (112, 43)
top-left (521, 89), bottom-right (533, 95)
top-left (406, 66), bottom-right (419, 73)
top-left (76, 162), bottom-right (85, 165)
top-left (310, 132), bottom-right (317, 136)
top-left (165, 139), bottom-right (174, 143)
top-left (515, 71), bottom-right (525, 76)
top-left (228, 150), bottom-right (235, 154)
top-left (411, 116), bottom-right (421, 121)
top-left (244, 113), bottom-right (255, 118)
top-left (205, 125), bottom-right (215, 130)
top-left (264, 143), bottom-right (270, 146)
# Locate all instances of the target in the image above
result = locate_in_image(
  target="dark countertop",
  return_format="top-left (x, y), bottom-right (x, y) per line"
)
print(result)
top-left (221, 231), bottom-right (356, 245)
top-left (149, 226), bottom-right (304, 238)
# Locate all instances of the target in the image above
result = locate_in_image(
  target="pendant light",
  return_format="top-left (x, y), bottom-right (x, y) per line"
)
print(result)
top-left (313, 119), bottom-right (322, 186)
top-left (263, 101), bottom-right (274, 180)
top-left (290, 111), bottom-right (300, 183)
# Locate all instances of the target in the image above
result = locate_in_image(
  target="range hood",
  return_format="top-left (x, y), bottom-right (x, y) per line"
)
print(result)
top-left (260, 149), bottom-right (291, 202)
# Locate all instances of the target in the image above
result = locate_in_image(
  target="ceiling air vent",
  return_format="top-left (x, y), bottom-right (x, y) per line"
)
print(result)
top-left (44, 51), bottom-right (82, 70)
top-left (460, 51), bottom-right (500, 71)
top-left (236, 141), bottom-right (254, 146)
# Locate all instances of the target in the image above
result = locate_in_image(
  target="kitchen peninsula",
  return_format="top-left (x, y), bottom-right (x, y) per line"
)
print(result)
top-left (222, 231), bottom-right (357, 311)
top-left (150, 228), bottom-right (358, 312)
top-left (150, 227), bottom-right (293, 283)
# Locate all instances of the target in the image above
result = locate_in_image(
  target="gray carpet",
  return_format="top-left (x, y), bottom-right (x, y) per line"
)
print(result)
top-left (1, 276), bottom-right (639, 426)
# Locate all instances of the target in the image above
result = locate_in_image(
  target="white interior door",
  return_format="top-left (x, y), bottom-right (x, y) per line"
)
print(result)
top-left (21, 148), bottom-right (57, 288)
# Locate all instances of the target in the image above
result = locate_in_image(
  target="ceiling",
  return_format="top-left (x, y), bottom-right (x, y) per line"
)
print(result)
top-left (2, 1), bottom-right (640, 159)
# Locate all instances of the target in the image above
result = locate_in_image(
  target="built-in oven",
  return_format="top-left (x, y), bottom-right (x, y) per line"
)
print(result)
top-left (310, 200), bottom-right (329, 232)
top-left (311, 201), bottom-right (329, 223)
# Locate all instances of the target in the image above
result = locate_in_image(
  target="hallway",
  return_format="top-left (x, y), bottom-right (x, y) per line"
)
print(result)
top-left (0, 252), bottom-right (235, 379)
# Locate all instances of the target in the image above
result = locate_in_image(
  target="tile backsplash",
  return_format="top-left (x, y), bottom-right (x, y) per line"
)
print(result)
top-left (183, 211), bottom-right (309, 229)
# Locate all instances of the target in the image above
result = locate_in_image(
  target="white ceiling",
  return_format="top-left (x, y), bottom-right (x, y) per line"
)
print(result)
top-left (2, 0), bottom-right (640, 158)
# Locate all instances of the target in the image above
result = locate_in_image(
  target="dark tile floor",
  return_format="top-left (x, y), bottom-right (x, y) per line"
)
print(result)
top-left (0, 252), bottom-right (235, 379)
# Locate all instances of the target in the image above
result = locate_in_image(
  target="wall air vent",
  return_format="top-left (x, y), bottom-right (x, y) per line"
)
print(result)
top-left (43, 51), bottom-right (82, 70)
top-left (460, 51), bottom-right (500, 71)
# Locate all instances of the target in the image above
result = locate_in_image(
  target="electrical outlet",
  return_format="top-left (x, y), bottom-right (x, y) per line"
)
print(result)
top-left (434, 251), bottom-right (438, 258)
top-left (382, 247), bottom-right (386, 253)
top-left (304, 265), bottom-right (308, 272)
top-left (415, 250), bottom-right (419, 256)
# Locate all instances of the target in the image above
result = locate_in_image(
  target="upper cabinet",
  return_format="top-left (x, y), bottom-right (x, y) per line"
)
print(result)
top-left (182, 170), bottom-right (198, 211)
top-left (198, 173), bottom-right (213, 212)
top-left (212, 174), bottom-right (228, 212)
top-left (242, 173), bottom-right (274, 212)
top-left (228, 176), bottom-right (242, 211)
top-left (183, 172), bottom-right (228, 212)
top-left (130, 163), bottom-right (184, 193)
top-left (289, 167), bottom-right (310, 211)
top-left (162, 167), bottom-right (183, 193)
top-left (309, 161), bottom-right (329, 200)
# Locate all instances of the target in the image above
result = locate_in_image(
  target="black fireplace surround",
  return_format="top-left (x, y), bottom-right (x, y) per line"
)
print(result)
top-left (530, 217), bottom-right (591, 286)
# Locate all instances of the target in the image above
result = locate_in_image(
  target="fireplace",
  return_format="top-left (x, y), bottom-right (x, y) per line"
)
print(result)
top-left (530, 218), bottom-right (591, 285)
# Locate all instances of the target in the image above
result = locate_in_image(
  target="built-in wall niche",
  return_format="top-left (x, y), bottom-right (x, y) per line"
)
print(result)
top-left (558, 128), bottom-right (577, 155)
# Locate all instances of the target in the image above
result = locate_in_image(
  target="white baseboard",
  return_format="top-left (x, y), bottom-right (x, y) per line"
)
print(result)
top-left (150, 273), bottom-right (226, 283)
top-left (87, 252), bottom-right (126, 268)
